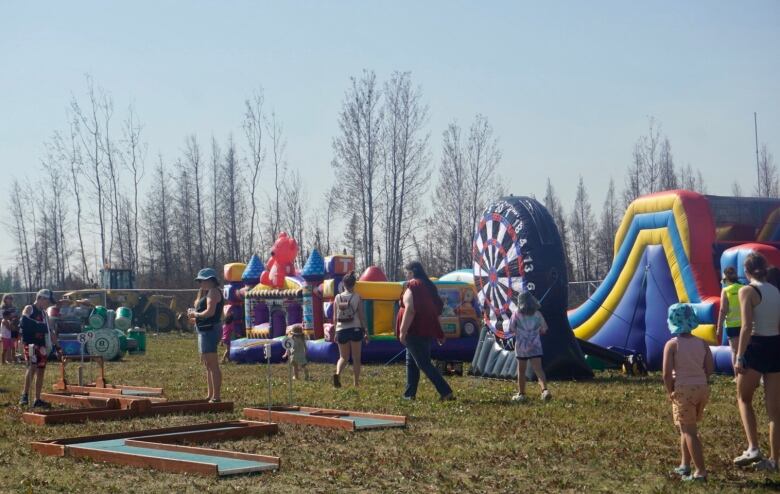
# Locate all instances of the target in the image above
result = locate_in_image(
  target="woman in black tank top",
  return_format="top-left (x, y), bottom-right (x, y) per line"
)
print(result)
top-left (190, 268), bottom-right (224, 403)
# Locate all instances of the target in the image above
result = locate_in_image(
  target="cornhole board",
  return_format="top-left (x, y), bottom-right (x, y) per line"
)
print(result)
top-left (23, 399), bottom-right (233, 425)
top-left (32, 420), bottom-right (280, 476)
top-left (53, 355), bottom-right (164, 396)
top-left (243, 406), bottom-right (407, 431)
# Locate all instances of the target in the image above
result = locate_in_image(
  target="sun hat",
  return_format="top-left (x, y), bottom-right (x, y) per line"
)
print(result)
top-left (667, 303), bottom-right (699, 335)
top-left (36, 289), bottom-right (56, 304)
top-left (195, 268), bottom-right (218, 282)
top-left (514, 291), bottom-right (541, 312)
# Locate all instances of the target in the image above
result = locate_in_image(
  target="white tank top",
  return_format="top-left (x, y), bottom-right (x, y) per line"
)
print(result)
top-left (751, 282), bottom-right (780, 337)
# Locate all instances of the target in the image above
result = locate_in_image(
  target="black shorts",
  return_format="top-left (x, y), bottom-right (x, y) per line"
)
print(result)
top-left (336, 328), bottom-right (364, 344)
top-left (726, 326), bottom-right (741, 339)
top-left (516, 355), bottom-right (542, 361)
top-left (745, 335), bottom-right (780, 374)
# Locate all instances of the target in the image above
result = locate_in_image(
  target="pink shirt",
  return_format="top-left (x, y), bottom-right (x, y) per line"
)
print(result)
top-left (673, 336), bottom-right (708, 386)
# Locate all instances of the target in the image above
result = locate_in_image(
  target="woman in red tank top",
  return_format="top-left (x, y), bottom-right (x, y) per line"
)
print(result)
top-left (396, 261), bottom-right (454, 401)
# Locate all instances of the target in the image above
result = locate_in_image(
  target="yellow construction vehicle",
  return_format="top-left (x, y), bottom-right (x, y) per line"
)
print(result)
top-left (63, 269), bottom-right (180, 332)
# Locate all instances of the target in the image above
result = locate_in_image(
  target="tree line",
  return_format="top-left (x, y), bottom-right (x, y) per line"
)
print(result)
top-left (4, 73), bottom-right (777, 294)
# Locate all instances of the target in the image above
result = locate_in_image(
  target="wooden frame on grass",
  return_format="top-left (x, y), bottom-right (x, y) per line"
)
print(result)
top-left (22, 399), bottom-right (233, 425)
top-left (31, 420), bottom-right (280, 476)
top-left (243, 406), bottom-right (407, 431)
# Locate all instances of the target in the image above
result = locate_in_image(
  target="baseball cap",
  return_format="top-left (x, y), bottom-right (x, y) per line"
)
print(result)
top-left (195, 268), bottom-right (218, 282)
top-left (36, 289), bottom-right (56, 304)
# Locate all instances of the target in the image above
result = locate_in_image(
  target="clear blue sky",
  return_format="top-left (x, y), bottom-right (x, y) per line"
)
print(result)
top-left (1, 1), bottom-right (778, 265)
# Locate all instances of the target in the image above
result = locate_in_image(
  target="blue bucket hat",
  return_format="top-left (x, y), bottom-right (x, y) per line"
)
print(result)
top-left (195, 267), bottom-right (218, 282)
top-left (667, 303), bottom-right (699, 335)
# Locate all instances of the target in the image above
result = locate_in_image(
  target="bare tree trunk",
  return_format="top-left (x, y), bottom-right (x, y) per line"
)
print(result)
top-left (243, 91), bottom-right (265, 253)
top-left (71, 76), bottom-right (107, 268)
top-left (266, 111), bottom-right (286, 241)
top-left (184, 135), bottom-right (205, 267)
top-left (434, 122), bottom-right (466, 270)
top-left (123, 106), bottom-right (146, 274)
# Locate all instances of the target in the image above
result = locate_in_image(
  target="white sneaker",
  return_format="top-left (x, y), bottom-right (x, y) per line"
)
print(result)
top-left (541, 389), bottom-right (552, 401)
top-left (734, 448), bottom-right (762, 466)
top-left (511, 393), bottom-right (527, 403)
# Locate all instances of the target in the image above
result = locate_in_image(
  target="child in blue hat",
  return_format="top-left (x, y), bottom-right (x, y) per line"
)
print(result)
top-left (662, 303), bottom-right (714, 482)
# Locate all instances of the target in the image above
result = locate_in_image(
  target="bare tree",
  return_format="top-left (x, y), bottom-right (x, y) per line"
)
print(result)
top-left (208, 137), bottom-right (222, 266)
top-left (331, 70), bottom-right (383, 268)
top-left (465, 113), bottom-right (501, 265)
top-left (380, 71), bottom-right (431, 280)
top-left (183, 135), bottom-right (205, 267)
top-left (71, 76), bottom-right (108, 268)
top-left (41, 140), bottom-right (69, 287)
top-left (58, 119), bottom-right (90, 282)
top-left (223, 136), bottom-right (242, 261)
top-left (543, 179), bottom-right (574, 282)
top-left (434, 122), bottom-right (468, 271)
top-left (731, 181), bottom-right (743, 197)
top-left (243, 91), bottom-right (265, 253)
top-left (595, 178), bottom-right (620, 278)
top-left (569, 176), bottom-right (595, 282)
top-left (99, 91), bottom-right (125, 267)
top-left (9, 180), bottom-right (33, 289)
top-left (755, 144), bottom-right (778, 198)
top-left (122, 106), bottom-right (145, 274)
top-left (283, 169), bottom-right (306, 266)
top-left (658, 138), bottom-right (677, 190)
top-left (265, 111), bottom-right (287, 246)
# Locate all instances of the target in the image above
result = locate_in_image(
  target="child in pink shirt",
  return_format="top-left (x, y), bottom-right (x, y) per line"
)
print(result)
top-left (662, 303), bottom-right (714, 482)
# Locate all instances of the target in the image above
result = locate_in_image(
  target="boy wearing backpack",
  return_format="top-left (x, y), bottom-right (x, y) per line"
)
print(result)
top-left (332, 271), bottom-right (368, 387)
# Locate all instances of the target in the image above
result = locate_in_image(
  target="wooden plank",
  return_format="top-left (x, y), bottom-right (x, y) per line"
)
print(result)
top-left (56, 384), bottom-right (164, 396)
top-left (124, 440), bottom-right (280, 465)
top-left (68, 446), bottom-right (218, 476)
top-left (298, 406), bottom-right (407, 424)
top-left (147, 400), bottom-right (233, 415)
top-left (39, 393), bottom-right (118, 409)
top-left (30, 442), bottom-right (66, 456)
top-left (84, 392), bottom-right (167, 405)
top-left (31, 421), bottom-right (253, 446)
top-left (23, 408), bottom-right (135, 425)
top-left (137, 423), bottom-right (278, 444)
top-left (243, 408), bottom-right (355, 431)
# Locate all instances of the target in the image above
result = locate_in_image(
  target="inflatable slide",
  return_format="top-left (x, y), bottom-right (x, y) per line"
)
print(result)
top-left (569, 190), bottom-right (780, 372)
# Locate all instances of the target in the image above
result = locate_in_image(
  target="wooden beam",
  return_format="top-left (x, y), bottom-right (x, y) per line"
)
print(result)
top-left (243, 408), bottom-right (356, 431)
top-left (39, 393), bottom-right (118, 409)
top-left (22, 401), bottom-right (235, 425)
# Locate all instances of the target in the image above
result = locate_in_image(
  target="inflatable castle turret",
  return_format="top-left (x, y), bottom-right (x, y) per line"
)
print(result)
top-left (302, 249), bottom-right (326, 339)
top-left (223, 262), bottom-right (248, 339)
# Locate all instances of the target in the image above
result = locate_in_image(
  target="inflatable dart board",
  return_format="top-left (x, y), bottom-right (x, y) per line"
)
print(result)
top-left (471, 196), bottom-right (592, 379)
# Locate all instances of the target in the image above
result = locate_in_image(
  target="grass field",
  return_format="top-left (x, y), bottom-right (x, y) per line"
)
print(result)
top-left (1, 334), bottom-right (779, 493)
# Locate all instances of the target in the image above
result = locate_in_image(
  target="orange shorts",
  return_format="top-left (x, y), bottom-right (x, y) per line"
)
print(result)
top-left (671, 384), bottom-right (709, 425)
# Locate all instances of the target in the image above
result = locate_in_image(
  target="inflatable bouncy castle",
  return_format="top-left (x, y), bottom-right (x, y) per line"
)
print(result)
top-left (569, 191), bottom-right (780, 373)
top-left (228, 234), bottom-right (484, 364)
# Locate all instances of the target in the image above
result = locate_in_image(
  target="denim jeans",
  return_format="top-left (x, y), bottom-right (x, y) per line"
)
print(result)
top-left (404, 335), bottom-right (453, 398)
